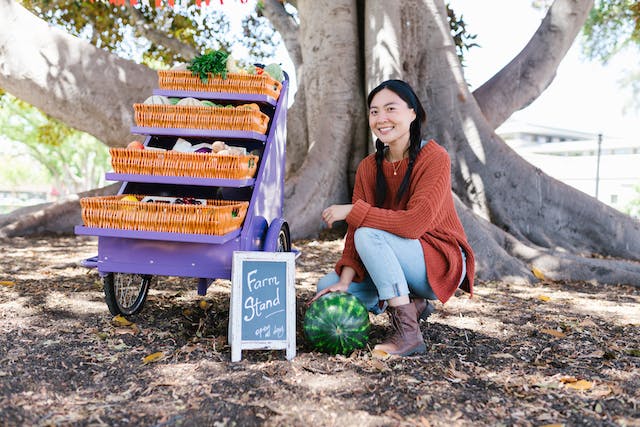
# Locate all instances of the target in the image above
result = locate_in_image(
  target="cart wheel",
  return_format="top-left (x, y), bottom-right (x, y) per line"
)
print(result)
top-left (276, 222), bottom-right (291, 252)
top-left (103, 273), bottom-right (151, 316)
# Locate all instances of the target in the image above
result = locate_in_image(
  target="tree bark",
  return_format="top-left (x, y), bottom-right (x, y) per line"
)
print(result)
top-left (260, 0), bottom-right (309, 179)
top-left (0, 183), bottom-right (119, 237)
top-left (282, 0), bottom-right (367, 238)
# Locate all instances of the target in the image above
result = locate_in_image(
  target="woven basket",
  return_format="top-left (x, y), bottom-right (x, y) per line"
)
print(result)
top-left (80, 195), bottom-right (249, 235)
top-left (110, 148), bottom-right (258, 179)
top-left (158, 70), bottom-right (282, 100)
top-left (133, 104), bottom-right (270, 134)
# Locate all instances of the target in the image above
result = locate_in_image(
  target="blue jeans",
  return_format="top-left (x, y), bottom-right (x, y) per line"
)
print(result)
top-left (317, 227), bottom-right (466, 314)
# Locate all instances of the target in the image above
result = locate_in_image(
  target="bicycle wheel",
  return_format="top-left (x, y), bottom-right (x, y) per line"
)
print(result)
top-left (276, 222), bottom-right (291, 252)
top-left (103, 273), bottom-right (151, 316)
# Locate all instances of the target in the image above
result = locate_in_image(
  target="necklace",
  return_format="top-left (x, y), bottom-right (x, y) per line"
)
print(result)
top-left (391, 159), bottom-right (403, 176)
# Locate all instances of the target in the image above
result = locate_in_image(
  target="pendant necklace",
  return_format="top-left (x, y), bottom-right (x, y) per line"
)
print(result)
top-left (391, 159), bottom-right (402, 176)
top-left (386, 146), bottom-right (408, 176)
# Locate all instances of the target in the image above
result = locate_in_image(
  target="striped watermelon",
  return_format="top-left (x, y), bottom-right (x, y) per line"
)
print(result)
top-left (304, 292), bottom-right (370, 355)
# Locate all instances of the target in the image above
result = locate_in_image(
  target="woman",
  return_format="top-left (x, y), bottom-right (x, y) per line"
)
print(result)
top-left (311, 79), bottom-right (475, 356)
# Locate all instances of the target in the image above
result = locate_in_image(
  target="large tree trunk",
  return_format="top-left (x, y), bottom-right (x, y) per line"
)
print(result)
top-left (1, 0), bottom-right (639, 286)
top-left (281, 0), bottom-right (368, 237)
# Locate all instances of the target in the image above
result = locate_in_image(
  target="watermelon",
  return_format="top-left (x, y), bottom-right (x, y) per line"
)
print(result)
top-left (304, 292), bottom-right (370, 355)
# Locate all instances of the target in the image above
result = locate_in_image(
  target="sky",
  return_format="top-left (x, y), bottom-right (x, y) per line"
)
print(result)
top-left (448, 0), bottom-right (640, 140)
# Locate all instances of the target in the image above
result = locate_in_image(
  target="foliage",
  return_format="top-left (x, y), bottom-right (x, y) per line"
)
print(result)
top-left (17, 0), bottom-right (234, 65)
top-left (625, 183), bottom-right (640, 218)
top-left (446, 3), bottom-right (478, 65)
top-left (0, 93), bottom-right (109, 197)
top-left (241, 13), bottom-right (279, 61)
top-left (188, 50), bottom-right (230, 81)
top-left (582, 0), bottom-right (640, 63)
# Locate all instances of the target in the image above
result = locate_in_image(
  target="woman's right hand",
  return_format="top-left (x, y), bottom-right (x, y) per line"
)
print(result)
top-left (308, 281), bottom-right (350, 305)
top-left (322, 204), bottom-right (353, 228)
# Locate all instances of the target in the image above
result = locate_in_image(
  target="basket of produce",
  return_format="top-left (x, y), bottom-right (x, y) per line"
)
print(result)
top-left (110, 146), bottom-right (259, 179)
top-left (80, 195), bottom-right (249, 236)
top-left (133, 104), bottom-right (269, 134)
top-left (133, 101), bottom-right (270, 134)
top-left (158, 51), bottom-right (284, 99)
top-left (158, 70), bottom-right (282, 100)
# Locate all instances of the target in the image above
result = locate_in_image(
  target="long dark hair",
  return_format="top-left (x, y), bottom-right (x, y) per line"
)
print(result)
top-left (367, 79), bottom-right (427, 207)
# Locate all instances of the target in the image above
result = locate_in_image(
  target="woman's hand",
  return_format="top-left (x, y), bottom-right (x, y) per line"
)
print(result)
top-left (322, 204), bottom-right (353, 228)
top-left (308, 281), bottom-right (350, 305)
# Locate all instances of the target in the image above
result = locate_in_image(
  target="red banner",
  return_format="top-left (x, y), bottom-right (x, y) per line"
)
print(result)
top-left (98, 0), bottom-right (250, 7)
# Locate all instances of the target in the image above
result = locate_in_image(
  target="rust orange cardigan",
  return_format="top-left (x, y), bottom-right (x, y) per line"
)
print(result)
top-left (334, 139), bottom-right (475, 304)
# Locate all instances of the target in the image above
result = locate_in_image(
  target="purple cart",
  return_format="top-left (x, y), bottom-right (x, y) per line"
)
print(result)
top-left (75, 76), bottom-right (290, 316)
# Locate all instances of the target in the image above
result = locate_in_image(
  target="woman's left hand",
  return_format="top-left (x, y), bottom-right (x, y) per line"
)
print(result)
top-left (322, 204), bottom-right (353, 228)
top-left (308, 281), bottom-right (350, 305)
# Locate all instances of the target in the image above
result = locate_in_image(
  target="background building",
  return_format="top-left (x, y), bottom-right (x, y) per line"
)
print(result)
top-left (497, 120), bottom-right (640, 217)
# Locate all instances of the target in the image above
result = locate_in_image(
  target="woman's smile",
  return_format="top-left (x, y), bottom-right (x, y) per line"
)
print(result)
top-left (369, 88), bottom-right (416, 154)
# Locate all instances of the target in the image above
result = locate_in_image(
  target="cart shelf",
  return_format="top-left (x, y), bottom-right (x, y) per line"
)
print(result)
top-left (152, 89), bottom-right (277, 106)
top-left (105, 172), bottom-right (255, 187)
top-left (75, 225), bottom-right (241, 244)
top-left (130, 127), bottom-right (268, 141)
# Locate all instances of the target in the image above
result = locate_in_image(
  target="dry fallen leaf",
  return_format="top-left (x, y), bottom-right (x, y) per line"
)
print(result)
top-left (112, 315), bottom-right (133, 327)
top-left (531, 267), bottom-right (545, 280)
top-left (446, 361), bottom-right (470, 383)
top-left (565, 379), bottom-right (593, 391)
top-left (142, 351), bottom-right (165, 364)
top-left (491, 353), bottom-right (516, 359)
top-left (578, 350), bottom-right (605, 359)
top-left (541, 328), bottom-right (566, 338)
top-left (371, 349), bottom-right (391, 360)
top-left (368, 358), bottom-right (390, 372)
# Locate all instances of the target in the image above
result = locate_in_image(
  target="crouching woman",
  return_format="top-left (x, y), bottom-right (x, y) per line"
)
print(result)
top-left (310, 79), bottom-right (475, 356)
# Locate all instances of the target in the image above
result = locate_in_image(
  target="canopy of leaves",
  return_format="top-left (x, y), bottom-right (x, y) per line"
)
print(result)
top-left (17, 0), bottom-right (279, 66)
top-left (582, 0), bottom-right (640, 62)
top-left (0, 93), bottom-right (109, 196)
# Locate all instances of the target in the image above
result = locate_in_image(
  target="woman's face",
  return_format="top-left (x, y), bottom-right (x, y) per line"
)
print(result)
top-left (368, 88), bottom-right (416, 149)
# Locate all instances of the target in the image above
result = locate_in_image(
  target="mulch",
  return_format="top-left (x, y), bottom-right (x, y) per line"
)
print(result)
top-left (0, 234), bottom-right (638, 427)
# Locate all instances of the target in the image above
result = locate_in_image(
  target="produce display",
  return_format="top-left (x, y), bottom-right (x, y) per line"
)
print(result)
top-left (158, 50), bottom-right (284, 99)
top-left (75, 48), bottom-right (290, 320)
top-left (186, 50), bottom-right (285, 83)
top-left (303, 292), bottom-right (371, 355)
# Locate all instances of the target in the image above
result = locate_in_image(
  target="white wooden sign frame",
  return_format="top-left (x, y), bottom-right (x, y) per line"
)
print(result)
top-left (229, 251), bottom-right (296, 362)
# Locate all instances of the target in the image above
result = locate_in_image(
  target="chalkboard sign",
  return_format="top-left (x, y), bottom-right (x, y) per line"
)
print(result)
top-left (229, 251), bottom-right (296, 362)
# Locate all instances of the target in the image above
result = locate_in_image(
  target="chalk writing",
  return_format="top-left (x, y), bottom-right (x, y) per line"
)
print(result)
top-left (243, 287), bottom-right (281, 321)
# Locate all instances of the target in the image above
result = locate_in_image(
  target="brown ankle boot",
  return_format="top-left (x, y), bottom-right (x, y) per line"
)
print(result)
top-left (374, 303), bottom-right (426, 356)
top-left (412, 298), bottom-right (435, 321)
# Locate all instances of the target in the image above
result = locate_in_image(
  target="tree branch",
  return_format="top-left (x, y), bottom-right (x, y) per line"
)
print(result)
top-left (472, 0), bottom-right (594, 129)
top-left (128, 8), bottom-right (198, 61)
top-left (261, 0), bottom-right (302, 67)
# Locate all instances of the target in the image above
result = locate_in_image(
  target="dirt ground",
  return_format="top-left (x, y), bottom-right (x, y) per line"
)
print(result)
top-left (0, 233), bottom-right (639, 427)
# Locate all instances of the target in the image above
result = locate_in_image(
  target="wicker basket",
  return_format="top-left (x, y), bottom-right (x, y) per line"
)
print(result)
top-left (157, 70), bottom-right (282, 100)
top-left (80, 195), bottom-right (249, 235)
top-left (110, 148), bottom-right (258, 179)
top-left (133, 104), bottom-right (270, 134)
